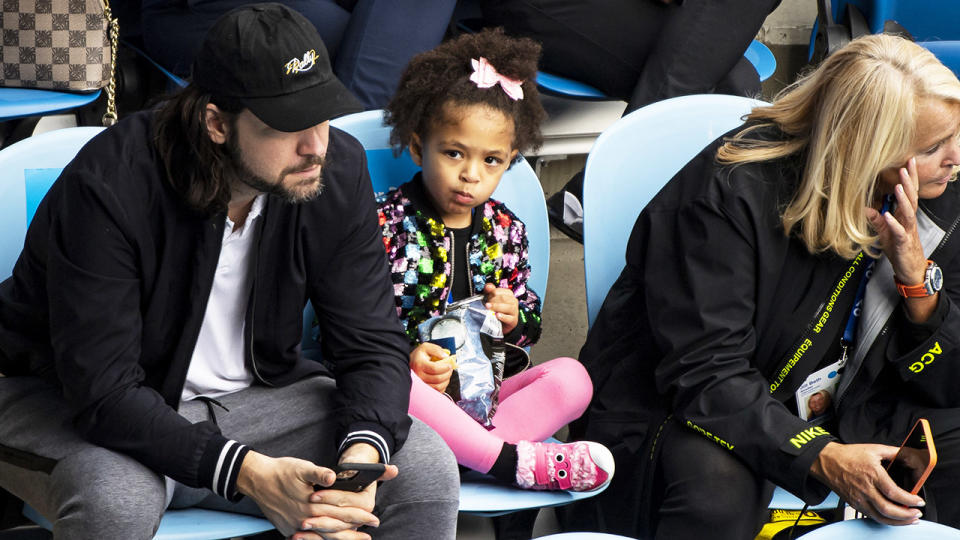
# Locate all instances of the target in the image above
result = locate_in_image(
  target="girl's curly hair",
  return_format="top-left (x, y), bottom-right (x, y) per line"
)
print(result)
top-left (385, 28), bottom-right (546, 157)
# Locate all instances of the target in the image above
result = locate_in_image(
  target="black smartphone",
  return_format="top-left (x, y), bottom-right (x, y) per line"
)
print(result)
top-left (316, 462), bottom-right (386, 493)
top-left (885, 418), bottom-right (937, 495)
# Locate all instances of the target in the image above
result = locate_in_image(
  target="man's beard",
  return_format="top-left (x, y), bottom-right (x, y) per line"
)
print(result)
top-left (223, 132), bottom-right (325, 204)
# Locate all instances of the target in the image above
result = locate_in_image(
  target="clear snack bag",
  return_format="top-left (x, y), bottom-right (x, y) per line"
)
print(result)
top-left (418, 295), bottom-right (506, 427)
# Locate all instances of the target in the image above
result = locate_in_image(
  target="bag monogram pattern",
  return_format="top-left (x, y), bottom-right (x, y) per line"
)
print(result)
top-left (1, 0), bottom-right (110, 92)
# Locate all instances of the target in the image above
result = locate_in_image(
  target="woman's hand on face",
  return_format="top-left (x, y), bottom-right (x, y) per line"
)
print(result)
top-left (409, 342), bottom-right (454, 393)
top-left (810, 442), bottom-right (924, 526)
top-left (867, 157), bottom-right (928, 285)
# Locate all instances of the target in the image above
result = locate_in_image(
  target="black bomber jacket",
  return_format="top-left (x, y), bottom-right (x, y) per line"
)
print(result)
top-left (0, 110), bottom-right (412, 499)
top-left (576, 127), bottom-right (960, 507)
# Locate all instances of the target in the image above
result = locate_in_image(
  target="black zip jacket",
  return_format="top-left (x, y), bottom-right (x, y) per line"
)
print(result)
top-left (574, 129), bottom-right (960, 520)
top-left (0, 110), bottom-right (412, 497)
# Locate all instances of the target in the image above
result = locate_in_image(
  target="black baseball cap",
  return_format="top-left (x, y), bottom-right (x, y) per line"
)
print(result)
top-left (192, 3), bottom-right (363, 132)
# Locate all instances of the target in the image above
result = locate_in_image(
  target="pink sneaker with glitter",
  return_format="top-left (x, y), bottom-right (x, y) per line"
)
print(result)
top-left (515, 440), bottom-right (614, 492)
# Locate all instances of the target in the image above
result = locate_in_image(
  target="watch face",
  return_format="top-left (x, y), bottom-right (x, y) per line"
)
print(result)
top-left (930, 264), bottom-right (943, 292)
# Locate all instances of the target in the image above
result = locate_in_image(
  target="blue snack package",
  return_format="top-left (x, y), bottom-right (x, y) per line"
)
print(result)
top-left (428, 336), bottom-right (457, 355)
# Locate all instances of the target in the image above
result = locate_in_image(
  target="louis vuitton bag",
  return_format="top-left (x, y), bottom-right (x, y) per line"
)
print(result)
top-left (1, 0), bottom-right (118, 122)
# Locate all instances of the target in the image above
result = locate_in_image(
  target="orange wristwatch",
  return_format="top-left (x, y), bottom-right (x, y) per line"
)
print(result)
top-left (895, 260), bottom-right (943, 298)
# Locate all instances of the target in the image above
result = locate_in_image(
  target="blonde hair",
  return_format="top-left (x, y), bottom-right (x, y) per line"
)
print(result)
top-left (718, 34), bottom-right (960, 258)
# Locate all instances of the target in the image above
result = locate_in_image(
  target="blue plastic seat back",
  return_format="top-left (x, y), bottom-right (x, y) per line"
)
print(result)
top-left (331, 109), bottom-right (551, 300)
top-left (812, 1), bottom-right (960, 77)
top-left (745, 40), bottom-right (777, 81)
top-left (0, 127), bottom-right (104, 280)
top-left (0, 88), bottom-right (102, 122)
top-left (838, 0), bottom-right (960, 41)
top-left (920, 41), bottom-right (960, 77)
top-left (582, 94), bottom-right (768, 327)
top-left (536, 70), bottom-right (608, 100)
top-left (800, 518), bottom-right (960, 539)
top-left (535, 40), bottom-right (775, 101)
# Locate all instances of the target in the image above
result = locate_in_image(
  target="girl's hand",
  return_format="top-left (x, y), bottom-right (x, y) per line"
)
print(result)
top-left (483, 283), bottom-right (519, 334)
top-left (867, 157), bottom-right (929, 285)
top-left (409, 343), bottom-right (454, 393)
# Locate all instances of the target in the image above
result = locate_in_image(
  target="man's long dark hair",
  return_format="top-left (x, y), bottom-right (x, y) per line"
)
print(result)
top-left (154, 84), bottom-right (243, 214)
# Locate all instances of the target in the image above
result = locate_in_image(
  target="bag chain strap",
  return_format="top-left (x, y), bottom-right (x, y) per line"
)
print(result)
top-left (101, 0), bottom-right (119, 127)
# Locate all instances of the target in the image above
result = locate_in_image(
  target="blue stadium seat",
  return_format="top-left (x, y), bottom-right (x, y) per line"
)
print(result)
top-left (582, 94), bottom-right (768, 327)
top-left (810, 0), bottom-right (960, 78)
top-left (0, 127), bottom-right (104, 276)
top-left (22, 505), bottom-right (274, 540)
top-left (0, 88), bottom-right (101, 122)
top-left (839, 0), bottom-right (960, 41)
top-left (536, 40), bottom-right (776, 101)
top-left (800, 518), bottom-right (960, 539)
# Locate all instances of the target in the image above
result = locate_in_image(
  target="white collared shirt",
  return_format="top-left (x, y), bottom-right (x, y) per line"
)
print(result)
top-left (181, 195), bottom-right (266, 401)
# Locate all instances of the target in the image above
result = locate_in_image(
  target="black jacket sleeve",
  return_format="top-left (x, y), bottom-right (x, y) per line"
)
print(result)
top-left (45, 167), bottom-right (240, 497)
top-left (885, 246), bottom-right (960, 407)
top-left (308, 140), bottom-right (413, 462)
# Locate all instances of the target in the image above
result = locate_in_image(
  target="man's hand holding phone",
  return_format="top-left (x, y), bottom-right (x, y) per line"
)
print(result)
top-left (297, 442), bottom-right (398, 539)
top-left (236, 451), bottom-right (341, 537)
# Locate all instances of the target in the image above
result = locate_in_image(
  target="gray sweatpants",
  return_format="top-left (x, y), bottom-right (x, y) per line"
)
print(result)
top-left (0, 375), bottom-right (459, 539)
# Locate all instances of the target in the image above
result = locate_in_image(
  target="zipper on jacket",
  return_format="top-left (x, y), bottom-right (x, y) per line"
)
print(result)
top-left (935, 212), bottom-right (960, 252)
top-left (465, 235), bottom-right (476, 298)
top-left (247, 224), bottom-right (273, 387)
top-left (835, 325), bottom-right (889, 411)
top-left (442, 229), bottom-right (454, 315)
top-left (649, 415), bottom-right (672, 461)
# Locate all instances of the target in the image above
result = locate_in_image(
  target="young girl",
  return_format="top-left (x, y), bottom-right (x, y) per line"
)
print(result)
top-left (378, 29), bottom-right (613, 492)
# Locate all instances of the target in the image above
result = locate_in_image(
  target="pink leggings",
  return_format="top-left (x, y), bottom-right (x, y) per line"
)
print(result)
top-left (408, 356), bottom-right (593, 474)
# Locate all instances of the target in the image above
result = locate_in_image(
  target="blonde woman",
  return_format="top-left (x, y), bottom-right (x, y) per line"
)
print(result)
top-left (569, 34), bottom-right (960, 538)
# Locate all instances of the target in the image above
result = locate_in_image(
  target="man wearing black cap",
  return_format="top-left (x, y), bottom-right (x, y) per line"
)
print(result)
top-left (0, 3), bottom-right (459, 538)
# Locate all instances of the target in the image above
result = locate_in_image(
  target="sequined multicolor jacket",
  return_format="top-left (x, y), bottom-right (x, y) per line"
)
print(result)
top-left (378, 175), bottom-right (542, 374)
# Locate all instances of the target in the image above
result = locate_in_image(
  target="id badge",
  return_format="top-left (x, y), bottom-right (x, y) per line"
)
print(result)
top-left (794, 351), bottom-right (845, 422)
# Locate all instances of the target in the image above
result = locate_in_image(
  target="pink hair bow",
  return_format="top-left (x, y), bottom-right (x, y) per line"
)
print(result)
top-left (470, 57), bottom-right (524, 101)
